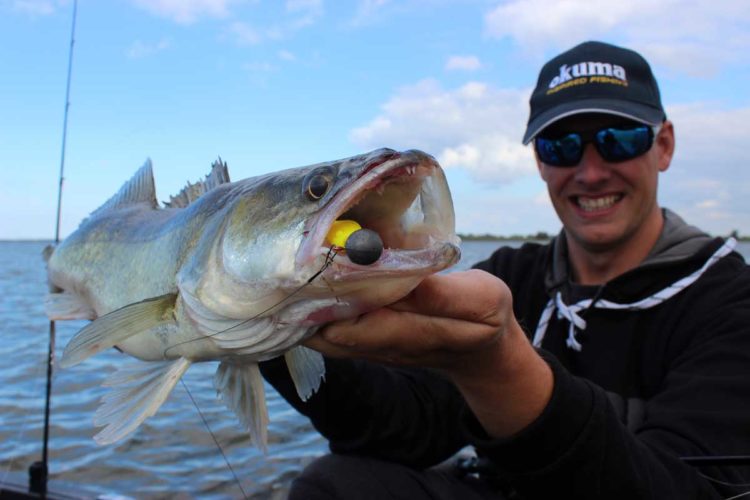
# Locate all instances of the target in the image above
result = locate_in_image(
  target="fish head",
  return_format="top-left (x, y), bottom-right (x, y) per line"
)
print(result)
top-left (199, 148), bottom-right (460, 323)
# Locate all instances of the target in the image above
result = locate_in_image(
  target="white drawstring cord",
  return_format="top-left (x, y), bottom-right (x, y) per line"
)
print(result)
top-left (532, 238), bottom-right (737, 351)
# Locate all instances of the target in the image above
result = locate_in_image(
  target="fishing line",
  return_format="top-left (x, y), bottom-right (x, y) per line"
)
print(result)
top-left (162, 246), bottom-right (339, 359)
top-left (180, 379), bottom-right (249, 500)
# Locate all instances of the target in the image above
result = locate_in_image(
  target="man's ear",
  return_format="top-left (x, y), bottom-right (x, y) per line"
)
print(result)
top-left (656, 120), bottom-right (675, 173)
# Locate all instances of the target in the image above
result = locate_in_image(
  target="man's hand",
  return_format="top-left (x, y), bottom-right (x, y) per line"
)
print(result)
top-left (305, 269), bottom-right (509, 375)
top-left (304, 269), bottom-right (554, 438)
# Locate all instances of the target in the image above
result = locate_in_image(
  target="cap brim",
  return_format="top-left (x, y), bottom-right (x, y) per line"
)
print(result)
top-left (522, 99), bottom-right (666, 144)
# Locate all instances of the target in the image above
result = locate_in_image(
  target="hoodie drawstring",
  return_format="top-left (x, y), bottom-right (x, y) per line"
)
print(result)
top-left (532, 238), bottom-right (737, 351)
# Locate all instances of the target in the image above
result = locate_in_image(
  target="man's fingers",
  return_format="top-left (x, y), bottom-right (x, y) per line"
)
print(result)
top-left (307, 304), bottom-right (503, 368)
top-left (388, 269), bottom-right (507, 327)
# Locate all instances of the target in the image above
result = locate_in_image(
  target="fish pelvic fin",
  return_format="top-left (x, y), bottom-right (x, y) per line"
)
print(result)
top-left (284, 346), bottom-right (326, 401)
top-left (93, 357), bottom-right (191, 445)
top-left (164, 158), bottom-right (231, 208)
top-left (60, 294), bottom-right (178, 368)
top-left (214, 362), bottom-right (269, 452)
top-left (89, 159), bottom-right (158, 219)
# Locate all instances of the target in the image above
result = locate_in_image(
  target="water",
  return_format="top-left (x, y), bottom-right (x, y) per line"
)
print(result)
top-left (0, 240), bottom-right (504, 499)
top-left (4, 239), bottom-right (747, 498)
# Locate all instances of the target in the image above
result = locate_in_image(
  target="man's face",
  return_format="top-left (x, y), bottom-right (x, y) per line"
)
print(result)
top-left (536, 113), bottom-right (674, 253)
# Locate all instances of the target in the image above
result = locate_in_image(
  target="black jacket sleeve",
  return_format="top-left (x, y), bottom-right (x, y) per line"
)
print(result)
top-left (260, 356), bottom-right (469, 468)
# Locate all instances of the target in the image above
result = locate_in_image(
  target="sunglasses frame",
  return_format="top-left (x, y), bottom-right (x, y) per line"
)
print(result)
top-left (534, 124), bottom-right (661, 167)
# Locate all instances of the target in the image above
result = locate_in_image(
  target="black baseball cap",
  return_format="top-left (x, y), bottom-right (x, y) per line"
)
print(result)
top-left (522, 41), bottom-right (666, 144)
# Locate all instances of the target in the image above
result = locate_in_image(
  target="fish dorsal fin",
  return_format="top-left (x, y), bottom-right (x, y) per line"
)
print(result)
top-left (90, 159), bottom-right (158, 218)
top-left (284, 346), bottom-right (326, 401)
top-left (164, 158), bottom-right (231, 208)
top-left (214, 362), bottom-right (269, 452)
top-left (93, 358), bottom-right (192, 444)
top-left (60, 294), bottom-right (177, 368)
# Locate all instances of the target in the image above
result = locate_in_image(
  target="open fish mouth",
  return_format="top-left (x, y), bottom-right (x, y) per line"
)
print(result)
top-left (296, 149), bottom-right (460, 277)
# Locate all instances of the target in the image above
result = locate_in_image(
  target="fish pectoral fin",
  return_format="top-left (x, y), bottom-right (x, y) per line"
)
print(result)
top-left (284, 346), bottom-right (325, 401)
top-left (60, 293), bottom-right (177, 368)
top-left (214, 362), bottom-right (269, 452)
top-left (93, 357), bottom-right (191, 445)
top-left (44, 291), bottom-right (96, 321)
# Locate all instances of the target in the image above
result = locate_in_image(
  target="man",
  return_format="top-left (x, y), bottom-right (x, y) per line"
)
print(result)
top-left (261, 41), bottom-right (750, 498)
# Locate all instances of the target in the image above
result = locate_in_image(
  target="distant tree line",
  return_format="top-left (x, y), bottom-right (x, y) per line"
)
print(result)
top-left (459, 230), bottom-right (750, 242)
top-left (459, 231), bottom-right (554, 241)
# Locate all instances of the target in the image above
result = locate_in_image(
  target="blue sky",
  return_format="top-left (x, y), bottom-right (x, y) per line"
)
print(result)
top-left (2, 0), bottom-right (749, 240)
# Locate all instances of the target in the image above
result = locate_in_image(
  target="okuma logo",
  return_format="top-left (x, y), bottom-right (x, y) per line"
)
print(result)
top-left (548, 61), bottom-right (627, 90)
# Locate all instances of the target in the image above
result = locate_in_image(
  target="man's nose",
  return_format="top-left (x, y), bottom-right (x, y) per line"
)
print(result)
top-left (574, 144), bottom-right (611, 184)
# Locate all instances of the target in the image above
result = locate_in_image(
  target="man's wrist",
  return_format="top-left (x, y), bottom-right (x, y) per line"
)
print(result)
top-left (450, 322), bottom-right (554, 438)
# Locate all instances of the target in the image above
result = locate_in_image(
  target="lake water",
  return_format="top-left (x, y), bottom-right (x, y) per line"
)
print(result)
top-left (1, 239), bottom-right (747, 499)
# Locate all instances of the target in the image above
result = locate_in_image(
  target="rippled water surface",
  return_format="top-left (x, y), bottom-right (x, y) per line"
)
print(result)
top-left (0, 240), bottom-right (506, 499)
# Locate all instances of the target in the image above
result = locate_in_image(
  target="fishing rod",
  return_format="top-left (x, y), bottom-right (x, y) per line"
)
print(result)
top-left (30, 0), bottom-right (78, 496)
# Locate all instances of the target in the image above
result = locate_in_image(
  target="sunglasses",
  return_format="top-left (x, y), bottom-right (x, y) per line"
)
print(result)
top-left (534, 125), bottom-right (659, 167)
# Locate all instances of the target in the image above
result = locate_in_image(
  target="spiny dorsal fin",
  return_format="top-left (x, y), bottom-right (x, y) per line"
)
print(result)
top-left (164, 158), bottom-right (231, 208)
top-left (90, 159), bottom-right (158, 218)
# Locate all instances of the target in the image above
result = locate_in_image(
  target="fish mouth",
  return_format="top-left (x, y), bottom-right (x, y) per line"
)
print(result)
top-left (296, 149), bottom-right (460, 278)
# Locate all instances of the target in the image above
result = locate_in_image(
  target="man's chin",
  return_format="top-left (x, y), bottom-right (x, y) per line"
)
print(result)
top-left (565, 226), bottom-right (628, 254)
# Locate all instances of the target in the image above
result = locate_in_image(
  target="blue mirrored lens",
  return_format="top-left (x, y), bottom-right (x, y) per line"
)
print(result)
top-left (595, 126), bottom-right (652, 162)
top-left (535, 134), bottom-right (583, 166)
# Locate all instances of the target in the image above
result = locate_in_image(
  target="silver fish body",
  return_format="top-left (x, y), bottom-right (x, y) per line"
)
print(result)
top-left (45, 148), bottom-right (460, 448)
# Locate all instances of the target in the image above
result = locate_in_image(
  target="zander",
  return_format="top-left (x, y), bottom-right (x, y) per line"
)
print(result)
top-left (44, 149), bottom-right (460, 449)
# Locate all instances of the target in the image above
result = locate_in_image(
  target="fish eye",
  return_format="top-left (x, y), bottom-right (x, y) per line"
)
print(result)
top-left (306, 174), bottom-right (331, 200)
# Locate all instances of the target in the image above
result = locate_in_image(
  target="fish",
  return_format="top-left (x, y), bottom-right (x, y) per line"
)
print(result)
top-left (44, 148), bottom-right (461, 449)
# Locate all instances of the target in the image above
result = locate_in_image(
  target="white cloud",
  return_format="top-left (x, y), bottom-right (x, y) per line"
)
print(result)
top-left (697, 200), bottom-right (719, 209)
top-left (350, 79), bottom-right (536, 184)
top-left (484, 0), bottom-right (750, 77)
top-left (10, 0), bottom-right (58, 15)
top-left (130, 0), bottom-right (239, 24)
top-left (243, 61), bottom-right (277, 73)
top-left (658, 103), bottom-right (750, 234)
top-left (228, 21), bottom-right (262, 45)
top-left (348, 0), bottom-right (393, 27)
top-left (224, 4), bottom-right (321, 45)
top-left (445, 55), bottom-right (481, 71)
top-left (126, 38), bottom-right (171, 59)
top-left (286, 0), bottom-right (322, 15)
top-left (278, 49), bottom-right (296, 61)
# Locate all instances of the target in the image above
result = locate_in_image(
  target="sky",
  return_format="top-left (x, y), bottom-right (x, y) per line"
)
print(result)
top-left (1, 0), bottom-right (749, 240)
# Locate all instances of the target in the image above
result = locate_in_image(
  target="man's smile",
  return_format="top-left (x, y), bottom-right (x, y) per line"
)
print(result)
top-left (573, 193), bottom-right (623, 213)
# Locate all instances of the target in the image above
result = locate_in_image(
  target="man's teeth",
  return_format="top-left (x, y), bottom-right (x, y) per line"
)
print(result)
top-left (577, 195), bottom-right (619, 212)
